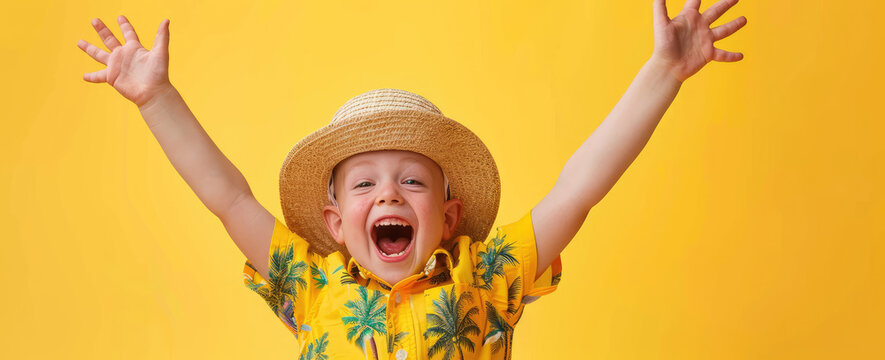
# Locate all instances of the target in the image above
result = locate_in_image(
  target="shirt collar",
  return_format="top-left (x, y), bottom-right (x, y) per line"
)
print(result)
top-left (345, 237), bottom-right (463, 285)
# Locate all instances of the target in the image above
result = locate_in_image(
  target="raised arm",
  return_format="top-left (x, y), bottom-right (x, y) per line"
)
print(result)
top-left (531, 0), bottom-right (747, 274)
top-left (77, 16), bottom-right (275, 279)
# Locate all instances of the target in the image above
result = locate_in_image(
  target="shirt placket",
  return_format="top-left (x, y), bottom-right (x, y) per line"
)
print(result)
top-left (397, 254), bottom-right (451, 360)
top-left (348, 253), bottom-right (453, 360)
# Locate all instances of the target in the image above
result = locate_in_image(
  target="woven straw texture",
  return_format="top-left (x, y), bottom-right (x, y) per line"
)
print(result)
top-left (279, 88), bottom-right (501, 256)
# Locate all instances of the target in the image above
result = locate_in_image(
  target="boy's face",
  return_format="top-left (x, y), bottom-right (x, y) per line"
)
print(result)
top-left (322, 150), bottom-right (462, 285)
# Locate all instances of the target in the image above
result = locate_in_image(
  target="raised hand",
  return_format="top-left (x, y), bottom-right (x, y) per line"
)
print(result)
top-left (77, 16), bottom-right (171, 107)
top-left (651, 0), bottom-right (747, 82)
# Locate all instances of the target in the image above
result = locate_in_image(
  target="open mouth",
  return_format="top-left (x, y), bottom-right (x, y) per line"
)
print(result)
top-left (371, 219), bottom-right (415, 262)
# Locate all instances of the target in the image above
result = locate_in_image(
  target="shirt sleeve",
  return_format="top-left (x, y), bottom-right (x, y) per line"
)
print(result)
top-left (479, 210), bottom-right (563, 326)
top-left (242, 216), bottom-right (322, 338)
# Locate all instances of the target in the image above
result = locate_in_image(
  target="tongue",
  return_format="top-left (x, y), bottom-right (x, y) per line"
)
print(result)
top-left (377, 236), bottom-right (410, 255)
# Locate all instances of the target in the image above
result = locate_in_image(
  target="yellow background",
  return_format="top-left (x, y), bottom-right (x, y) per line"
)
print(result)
top-left (2, 0), bottom-right (882, 358)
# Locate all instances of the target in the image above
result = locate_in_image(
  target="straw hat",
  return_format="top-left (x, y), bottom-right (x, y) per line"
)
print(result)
top-left (279, 88), bottom-right (501, 256)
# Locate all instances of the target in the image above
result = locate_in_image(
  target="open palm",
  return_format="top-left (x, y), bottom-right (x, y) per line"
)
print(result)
top-left (652, 0), bottom-right (747, 82)
top-left (77, 16), bottom-right (171, 107)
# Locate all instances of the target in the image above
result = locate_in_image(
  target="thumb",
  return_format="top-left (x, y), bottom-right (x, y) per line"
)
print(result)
top-left (153, 19), bottom-right (170, 57)
top-left (652, 0), bottom-right (670, 29)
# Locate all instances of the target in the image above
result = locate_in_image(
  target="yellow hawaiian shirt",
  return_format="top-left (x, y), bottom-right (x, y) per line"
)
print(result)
top-left (242, 211), bottom-right (562, 360)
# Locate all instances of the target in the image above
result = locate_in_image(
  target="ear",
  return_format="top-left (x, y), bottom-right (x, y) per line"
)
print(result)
top-left (322, 204), bottom-right (345, 245)
top-left (441, 198), bottom-right (463, 241)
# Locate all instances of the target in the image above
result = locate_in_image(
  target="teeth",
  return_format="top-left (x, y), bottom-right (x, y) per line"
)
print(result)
top-left (380, 248), bottom-right (407, 257)
top-left (374, 218), bottom-right (410, 227)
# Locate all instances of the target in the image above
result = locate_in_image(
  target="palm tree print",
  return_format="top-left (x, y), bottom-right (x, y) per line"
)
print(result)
top-left (506, 276), bottom-right (522, 315)
top-left (277, 297), bottom-right (298, 333)
top-left (428, 270), bottom-right (451, 285)
top-left (334, 265), bottom-right (358, 285)
top-left (386, 331), bottom-right (408, 354)
top-left (476, 233), bottom-right (518, 290)
top-left (342, 286), bottom-right (387, 360)
top-left (310, 263), bottom-right (328, 288)
top-left (470, 268), bottom-right (483, 289)
top-left (298, 332), bottom-right (330, 360)
top-left (248, 243), bottom-right (308, 337)
top-left (483, 301), bottom-right (514, 358)
top-left (245, 275), bottom-right (264, 293)
top-left (424, 287), bottom-right (481, 360)
top-left (272, 244), bottom-right (309, 291)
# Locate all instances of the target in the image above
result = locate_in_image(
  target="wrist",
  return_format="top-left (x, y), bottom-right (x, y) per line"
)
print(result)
top-left (645, 55), bottom-right (684, 86)
top-left (137, 82), bottom-right (178, 113)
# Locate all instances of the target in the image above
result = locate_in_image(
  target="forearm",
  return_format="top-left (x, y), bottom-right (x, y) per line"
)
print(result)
top-left (556, 56), bottom-right (682, 210)
top-left (137, 84), bottom-right (252, 217)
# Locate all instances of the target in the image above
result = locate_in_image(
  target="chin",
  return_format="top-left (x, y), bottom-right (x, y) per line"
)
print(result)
top-left (377, 271), bottom-right (409, 285)
top-left (372, 249), bottom-right (420, 282)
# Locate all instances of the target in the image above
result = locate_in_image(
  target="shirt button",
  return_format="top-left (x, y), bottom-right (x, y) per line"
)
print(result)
top-left (423, 255), bottom-right (437, 275)
top-left (395, 348), bottom-right (407, 360)
top-left (395, 292), bottom-right (402, 304)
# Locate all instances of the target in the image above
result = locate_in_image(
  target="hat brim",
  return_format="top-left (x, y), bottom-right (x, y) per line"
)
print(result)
top-left (280, 108), bottom-right (501, 257)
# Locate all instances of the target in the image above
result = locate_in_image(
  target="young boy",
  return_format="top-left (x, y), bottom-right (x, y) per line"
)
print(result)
top-left (77, 1), bottom-right (746, 358)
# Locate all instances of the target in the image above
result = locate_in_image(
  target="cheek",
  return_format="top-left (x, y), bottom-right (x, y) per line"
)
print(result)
top-left (415, 199), bottom-right (444, 233)
top-left (343, 198), bottom-right (374, 227)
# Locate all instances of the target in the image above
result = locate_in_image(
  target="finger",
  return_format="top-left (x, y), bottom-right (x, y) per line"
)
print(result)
top-left (682, 0), bottom-right (701, 13)
top-left (117, 15), bottom-right (142, 46)
top-left (653, 0), bottom-right (670, 28)
top-left (82, 69), bottom-right (108, 83)
top-left (702, 0), bottom-right (739, 25)
top-left (77, 39), bottom-right (110, 65)
top-left (153, 19), bottom-right (170, 56)
top-left (712, 48), bottom-right (743, 62)
top-left (91, 18), bottom-right (123, 51)
top-left (711, 16), bottom-right (747, 41)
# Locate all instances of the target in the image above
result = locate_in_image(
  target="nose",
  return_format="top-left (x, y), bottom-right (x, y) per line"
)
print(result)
top-left (375, 181), bottom-right (404, 206)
